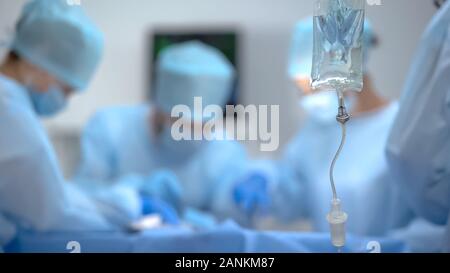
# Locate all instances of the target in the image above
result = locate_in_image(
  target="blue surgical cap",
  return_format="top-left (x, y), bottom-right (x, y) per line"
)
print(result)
top-left (11, 0), bottom-right (104, 90)
top-left (288, 17), bottom-right (375, 79)
top-left (154, 41), bottom-right (235, 120)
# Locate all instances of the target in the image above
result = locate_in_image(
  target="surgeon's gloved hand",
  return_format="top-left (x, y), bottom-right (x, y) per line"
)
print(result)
top-left (141, 170), bottom-right (183, 211)
top-left (232, 173), bottom-right (271, 217)
top-left (141, 196), bottom-right (180, 225)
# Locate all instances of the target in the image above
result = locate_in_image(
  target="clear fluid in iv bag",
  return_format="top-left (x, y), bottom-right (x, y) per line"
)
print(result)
top-left (311, 3), bottom-right (364, 92)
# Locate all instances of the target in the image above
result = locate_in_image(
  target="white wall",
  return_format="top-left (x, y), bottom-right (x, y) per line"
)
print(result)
top-left (0, 0), bottom-right (436, 160)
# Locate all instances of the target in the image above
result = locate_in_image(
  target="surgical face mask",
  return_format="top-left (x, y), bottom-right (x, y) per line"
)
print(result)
top-left (156, 124), bottom-right (204, 160)
top-left (300, 92), bottom-right (356, 122)
top-left (28, 86), bottom-right (68, 117)
top-left (300, 92), bottom-right (338, 122)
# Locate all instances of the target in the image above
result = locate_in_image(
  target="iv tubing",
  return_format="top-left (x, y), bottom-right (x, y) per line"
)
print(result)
top-left (329, 90), bottom-right (348, 200)
top-left (329, 122), bottom-right (346, 200)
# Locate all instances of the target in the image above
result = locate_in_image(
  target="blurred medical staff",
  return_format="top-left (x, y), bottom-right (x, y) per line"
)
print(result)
top-left (235, 18), bottom-right (415, 237)
top-left (0, 0), bottom-right (148, 247)
top-left (75, 41), bottom-right (251, 227)
top-left (386, 0), bottom-right (450, 252)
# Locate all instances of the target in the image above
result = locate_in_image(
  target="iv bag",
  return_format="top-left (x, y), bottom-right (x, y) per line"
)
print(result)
top-left (311, 0), bottom-right (365, 93)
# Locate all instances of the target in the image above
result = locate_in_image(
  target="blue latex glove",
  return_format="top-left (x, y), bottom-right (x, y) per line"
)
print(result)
top-left (141, 170), bottom-right (183, 211)
top-left (141, 196), bottom-right (180, 225)
top-left (233, 173), bottom-right (270, 217)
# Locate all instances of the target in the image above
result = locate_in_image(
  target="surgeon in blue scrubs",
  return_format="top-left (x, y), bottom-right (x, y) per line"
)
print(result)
top-left (0, 0), bottom-right (149, 248)
top-left (234, 17), bottom-right (410, 234)
top-left (233, 17), bottom-right (447, 252)
top-left (74, 41), bottom-right (253, 227)
top-left (386, 0), bottom-right (450, 252)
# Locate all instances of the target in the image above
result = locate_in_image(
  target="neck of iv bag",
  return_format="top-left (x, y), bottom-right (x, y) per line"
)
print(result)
top-left (300, 91), bottom-right (356, 122)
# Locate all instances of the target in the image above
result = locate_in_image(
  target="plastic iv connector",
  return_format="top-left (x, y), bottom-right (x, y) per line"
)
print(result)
top-left (326, 90), bottom-right (349, 249)
top-left (327, 198), bottom-right (348, 248)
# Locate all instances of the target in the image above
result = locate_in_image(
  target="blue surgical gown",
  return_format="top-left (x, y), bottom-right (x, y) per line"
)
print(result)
top-left (386, 0), bottom-right (450, 252)
top-left (0, 74), bottom-right (141, 248)
top-left (74, 105), bottom-right (251, 224)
